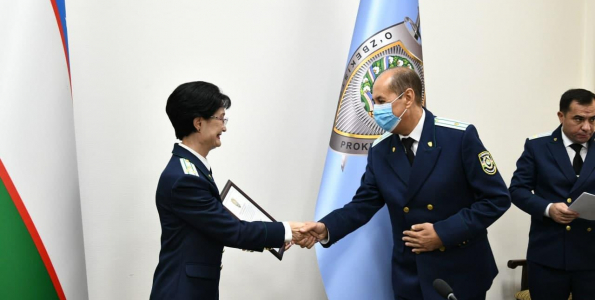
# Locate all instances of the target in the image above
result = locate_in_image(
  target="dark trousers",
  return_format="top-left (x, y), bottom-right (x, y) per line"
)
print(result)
top-left (528, 260), bottom-right (595, 300)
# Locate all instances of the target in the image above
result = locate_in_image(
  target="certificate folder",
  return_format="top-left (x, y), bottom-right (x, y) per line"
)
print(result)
top-left (220, 180), bottom-right (285, 260)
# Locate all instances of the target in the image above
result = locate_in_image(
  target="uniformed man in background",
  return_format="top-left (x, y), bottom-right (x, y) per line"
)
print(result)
top-left (510, 88), bottom-right (595, 300)
top-left (300, 67), bottom-right (511, 300)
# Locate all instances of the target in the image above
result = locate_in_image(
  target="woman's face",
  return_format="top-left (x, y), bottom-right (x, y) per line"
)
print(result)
top-left (199, 107), bottom-right (227, 151)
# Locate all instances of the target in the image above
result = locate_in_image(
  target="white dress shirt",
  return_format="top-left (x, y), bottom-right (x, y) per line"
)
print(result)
top-left (178, 142), bottom-right (292, 243)
top-left (561, 129), bottom-right (588, 162)
top-left (399, 109), bottom-right (426, 155)
top-left (544, 130), bottom-right (588, 217)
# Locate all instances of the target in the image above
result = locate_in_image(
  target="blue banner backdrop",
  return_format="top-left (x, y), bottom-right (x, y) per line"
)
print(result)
top-left (314, 0), bottom-right (423, 299)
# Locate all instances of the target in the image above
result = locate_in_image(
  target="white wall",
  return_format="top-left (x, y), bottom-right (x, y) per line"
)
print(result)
top-left (69, 0), bottom-right (592, 299)
top-left (583, 0), bottom-right (595, 91)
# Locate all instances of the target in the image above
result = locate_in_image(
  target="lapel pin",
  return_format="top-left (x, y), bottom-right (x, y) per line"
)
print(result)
top-left (427, 141), bottom-right (433, 147)
top-left (392, 147), bottom-right (396, 153)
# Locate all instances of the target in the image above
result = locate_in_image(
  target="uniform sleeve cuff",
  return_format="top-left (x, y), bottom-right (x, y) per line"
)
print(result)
top-left (282, 222), bottom-right (292, 243)
top-left (544, 203), bottom-right (552, 217)
top-left (319, 229), bottom-right (330, 245)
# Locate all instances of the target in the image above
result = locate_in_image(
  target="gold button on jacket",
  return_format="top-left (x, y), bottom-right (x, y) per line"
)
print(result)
top-left (427, 204), bottom-right (434, 211)
top-left (403, 207), bottom-right (409, 213)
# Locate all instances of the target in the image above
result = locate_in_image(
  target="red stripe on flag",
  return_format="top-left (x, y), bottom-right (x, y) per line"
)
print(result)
top-left (49, 0), bottom-right (71, 88)
top-left (0, 159), bottom-right (66, 300)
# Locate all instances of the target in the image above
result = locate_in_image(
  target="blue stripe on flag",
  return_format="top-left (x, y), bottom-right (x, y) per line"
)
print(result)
top-left (55, 0), bottom-right (69, 59)
top-left (366, 67), bottom-right (377, 81)
top-left (383, 56), bottom-right (390, 71)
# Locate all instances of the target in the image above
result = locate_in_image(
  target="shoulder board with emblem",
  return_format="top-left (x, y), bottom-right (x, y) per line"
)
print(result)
top-left (372, 132), bottom-right (393, 147)
top-left (179, 158), bottom-right (199, 176)
top-left (528, 131), bottom-right (552, 140)
top-left (434, 117), bottom-right (470, 131)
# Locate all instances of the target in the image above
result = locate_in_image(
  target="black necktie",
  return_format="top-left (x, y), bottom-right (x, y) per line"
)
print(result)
top-left (402, 137), bottom-right (415, 165)
top-left (570, 143), bottom-right (583, 175)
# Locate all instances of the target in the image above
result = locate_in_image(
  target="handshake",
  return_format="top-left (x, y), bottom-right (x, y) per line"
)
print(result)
top-left (283, 221), bottom-right (444, 253)
top-left (286, 222), bottom-right (328, 250)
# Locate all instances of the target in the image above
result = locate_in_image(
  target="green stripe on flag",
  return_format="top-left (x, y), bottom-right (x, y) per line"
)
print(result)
top-left (0, 179), bottom-right (59, 299)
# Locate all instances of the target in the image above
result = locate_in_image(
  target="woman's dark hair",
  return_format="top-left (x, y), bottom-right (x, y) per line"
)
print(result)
top-left (560, 88), bottom-right (595, 113)
top-left (166, 81), bottom-right (231, 139)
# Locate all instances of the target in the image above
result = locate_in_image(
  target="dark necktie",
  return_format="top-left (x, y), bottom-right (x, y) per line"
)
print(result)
top-left (401, 137), bottom-right (415, 165)
top-left (570, 143), bottom-right (583, 175)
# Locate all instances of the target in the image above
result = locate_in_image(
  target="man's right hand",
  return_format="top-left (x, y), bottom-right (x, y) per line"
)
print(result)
top-left (549, 202), bottom-right (579, 224)
top-left (300, 222), bottom-right (328, 241)
top-left (288, 222), bottom-right (316, 249)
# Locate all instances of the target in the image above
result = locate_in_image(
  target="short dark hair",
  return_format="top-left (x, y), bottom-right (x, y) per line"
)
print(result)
top-left (166, 81), bottom-right (231, 139)
top-left (388, 67), bottom-right (423, 105)
top-left (559, 88), bottom-right (595, 113)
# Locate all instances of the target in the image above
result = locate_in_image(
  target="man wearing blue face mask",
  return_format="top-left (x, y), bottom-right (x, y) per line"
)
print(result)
top-left (301, 67), bottom-right (511, 300)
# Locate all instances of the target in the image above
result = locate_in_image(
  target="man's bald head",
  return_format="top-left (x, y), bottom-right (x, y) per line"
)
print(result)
top-left (377, 67), bottom-right (423, 105)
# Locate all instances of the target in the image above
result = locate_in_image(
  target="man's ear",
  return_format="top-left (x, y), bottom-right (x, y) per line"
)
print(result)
top-left (404, 88), bottom-right (415, 109)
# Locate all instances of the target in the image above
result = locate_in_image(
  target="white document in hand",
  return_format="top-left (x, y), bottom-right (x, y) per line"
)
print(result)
top-left (568, 192), bottom-right (595, 221)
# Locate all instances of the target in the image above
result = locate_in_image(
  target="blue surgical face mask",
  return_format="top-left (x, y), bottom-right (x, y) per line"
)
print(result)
top-left (373, 91), bottom-right (407, 132)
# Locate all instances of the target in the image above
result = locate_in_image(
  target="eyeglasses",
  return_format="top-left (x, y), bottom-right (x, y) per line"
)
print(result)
top-left (210, 115), bottom-right (228, 126)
